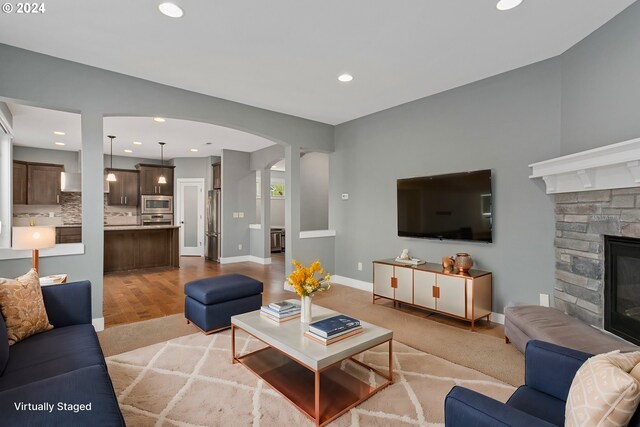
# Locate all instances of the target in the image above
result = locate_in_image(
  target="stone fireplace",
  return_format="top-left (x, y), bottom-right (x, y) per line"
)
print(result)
top-left (554, 188), bottom-right (640, 329)
top-left (530, 137), bottom-right (640, 342)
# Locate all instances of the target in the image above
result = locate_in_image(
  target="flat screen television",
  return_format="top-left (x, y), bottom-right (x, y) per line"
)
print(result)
top-left (397, 169), bottom-right (493, 243)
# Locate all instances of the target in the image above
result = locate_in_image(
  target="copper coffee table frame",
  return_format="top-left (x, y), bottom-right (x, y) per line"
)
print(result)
top-left (231, 324), bottom-right (393, 427)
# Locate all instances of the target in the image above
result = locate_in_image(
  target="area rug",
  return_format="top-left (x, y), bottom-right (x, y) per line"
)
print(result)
top-left (106, 330), bottom-right (515, 426)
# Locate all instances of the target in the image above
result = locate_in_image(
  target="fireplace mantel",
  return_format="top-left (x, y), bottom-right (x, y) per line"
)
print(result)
top-left (530, 137), bottom-right (640, 194)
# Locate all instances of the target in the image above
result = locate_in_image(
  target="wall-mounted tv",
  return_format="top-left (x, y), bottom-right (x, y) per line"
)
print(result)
top-left (397, 169), bottom-right (493, 243)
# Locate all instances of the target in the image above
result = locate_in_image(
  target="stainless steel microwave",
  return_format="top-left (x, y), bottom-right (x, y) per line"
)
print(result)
top-left (141, 195), bottom-right (173, 214)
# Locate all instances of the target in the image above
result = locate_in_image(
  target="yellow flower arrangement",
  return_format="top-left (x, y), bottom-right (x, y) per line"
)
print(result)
top-left (287, 259), bottom-right (331, 297)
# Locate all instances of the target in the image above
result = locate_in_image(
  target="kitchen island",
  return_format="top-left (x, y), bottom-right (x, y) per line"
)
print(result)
top-left (104, 225), bottom-right (180, 273)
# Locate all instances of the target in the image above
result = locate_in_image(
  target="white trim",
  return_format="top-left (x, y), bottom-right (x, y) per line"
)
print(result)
top-left (176, 178), bottom-right (205, 257)
top-left (0, 106), bottom-right (13, 135)
top-left (92, 317), bottom-right (104, 332)
top-left (0, 243), bottom-right (85, 260)
top-left (530, 136), bottom-right (640, 194)
top-left (249, 224), bottom-right (261, 229)
top-left (220, 255), bottom-right (271, 265)
top-left (331, 275), bottom-right (373, 292)
top-left (219, 255), bottom-right (250, 264)
top-left (490, 312), bottom-right (505, 325)
top-left (299, 229), bottom-right (336, 239)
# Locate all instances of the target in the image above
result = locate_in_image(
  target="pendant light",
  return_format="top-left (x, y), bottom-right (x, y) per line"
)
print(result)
top-left (158, 142), bottom-right (167, 184)
top-left (106, 135), bottom-right (117, 182)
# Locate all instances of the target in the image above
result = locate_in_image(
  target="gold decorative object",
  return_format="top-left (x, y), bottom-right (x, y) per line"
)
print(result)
top-left (454, 253), bottom-right (474, 273)
top-left (442, 256), bottom-right (455, 271)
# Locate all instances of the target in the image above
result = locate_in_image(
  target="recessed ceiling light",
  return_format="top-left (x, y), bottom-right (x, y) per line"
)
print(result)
top-left (496, 0), bottom-right (523, 11)
top-left (338, 73), bottom-right (353, 83)
top-left (158, 2), bottom-right (183, 18)
top-left (54, 142), bottom-right (65, 146)
top-left (133, 141), bottom-right (142, 145)
top-left (190, 148), bottom-right (199, 152)
top-left (53, 131), bottom-right (65, 136)
top-left (154, 117), bottom-right (166, 123)
top-left (124, 149), bottom-right (133, 153)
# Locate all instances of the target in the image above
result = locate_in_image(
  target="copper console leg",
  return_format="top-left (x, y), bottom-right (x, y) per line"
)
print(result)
top-left (231, 324), bottom-right (236, 364)
top-left (389, 339), bottom-right (394, 382)
top-left (315, 370), bottom-right (320, 426)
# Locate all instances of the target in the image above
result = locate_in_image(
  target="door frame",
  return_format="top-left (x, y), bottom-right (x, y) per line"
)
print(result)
top-left (176, 178), bottom-right (205, 256)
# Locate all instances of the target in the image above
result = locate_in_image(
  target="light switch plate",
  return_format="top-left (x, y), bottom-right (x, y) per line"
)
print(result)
top-left (341, 193), bottom-right (349, 200)
top-left (239, 212), bottom-right (244, 218)
top-left (233, 212), bottom-right (239, 218)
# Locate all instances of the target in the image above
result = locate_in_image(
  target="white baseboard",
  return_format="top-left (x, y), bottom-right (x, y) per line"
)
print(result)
top-left (92, 317), bottom-right (104, 332)
top-left (219, 255), bottom-right (271, 265)
top-left (490, 312), bottom-right (505, 325)
top-left (331, 275), bottom-right (373, 292)
top-left (331, 274), bottom-right (505, 324)
top-left (219, 256), bottom-right (250, 264)
top-left (247, 256), bottom-right (271, 265)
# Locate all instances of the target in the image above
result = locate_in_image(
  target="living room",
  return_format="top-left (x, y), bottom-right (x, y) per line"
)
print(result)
top-left (2, 0), bottom-right (640, 425)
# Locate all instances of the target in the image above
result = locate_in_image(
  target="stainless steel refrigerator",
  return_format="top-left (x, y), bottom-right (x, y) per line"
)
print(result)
top-left (205, 189), bottom-right (221, 261)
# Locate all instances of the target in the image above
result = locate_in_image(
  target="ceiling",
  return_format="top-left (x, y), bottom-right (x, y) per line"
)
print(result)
top-left (7, 103), bottom-right (275, 159)
top-left (0, 1), bottom-right (635, 125)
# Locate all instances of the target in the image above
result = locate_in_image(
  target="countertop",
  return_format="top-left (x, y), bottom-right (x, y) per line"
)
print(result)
top-left (56, 224), bottom-right (82, 228)
top-left (104, 225), bottom-right (180, 231)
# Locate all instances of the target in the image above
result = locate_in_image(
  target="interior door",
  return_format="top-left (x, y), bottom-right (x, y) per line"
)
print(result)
top-left (177, 179), bottom-right (205, 256)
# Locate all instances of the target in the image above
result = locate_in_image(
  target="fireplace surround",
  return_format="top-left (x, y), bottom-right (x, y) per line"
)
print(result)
top-left (604, 235), bottom-right (640, 345)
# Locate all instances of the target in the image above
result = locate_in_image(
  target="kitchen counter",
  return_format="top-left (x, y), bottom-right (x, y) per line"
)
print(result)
top-left (104, 226), bottom-right (180, 272)
top-left (56, 224), bottom-right (82, 228)
top-left (104, 225), bottom-right (180, 231)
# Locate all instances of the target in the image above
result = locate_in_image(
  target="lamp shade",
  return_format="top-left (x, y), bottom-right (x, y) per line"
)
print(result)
top-left (12, 226), bottom-right (56, 250)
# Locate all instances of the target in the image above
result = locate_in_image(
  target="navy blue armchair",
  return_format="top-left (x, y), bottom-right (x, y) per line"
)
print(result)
top-left (445, 340), bottom-right (640, 426)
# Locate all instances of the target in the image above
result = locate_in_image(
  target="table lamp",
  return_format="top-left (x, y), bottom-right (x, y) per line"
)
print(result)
top-left (12, 226), bottom-right (56, 273)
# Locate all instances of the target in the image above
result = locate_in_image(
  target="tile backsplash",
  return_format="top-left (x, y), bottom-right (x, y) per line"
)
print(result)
top-left (13, 192), bottom-right (140, 226)
top-left (13, 192), bottom-right (82, 226)
top-left (104, 194), bottom-right (139, 226)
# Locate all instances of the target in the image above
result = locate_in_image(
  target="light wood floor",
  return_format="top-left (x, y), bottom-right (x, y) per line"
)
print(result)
top-left (103, 253), bottom-right (288, 327)
top-left (103, 254), bottom-right (504, 339)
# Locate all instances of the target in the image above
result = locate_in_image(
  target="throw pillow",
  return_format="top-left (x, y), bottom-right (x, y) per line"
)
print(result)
top-left (0, 269), bottom-right (53, 345)
top-left (566, 350), bottom-right (640, 427)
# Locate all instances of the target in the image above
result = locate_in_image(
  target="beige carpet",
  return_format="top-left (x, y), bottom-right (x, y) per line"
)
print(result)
top-left (98, 284), bottom-right (525, 386)
top-left (106, 330), bottom-right (515, 426)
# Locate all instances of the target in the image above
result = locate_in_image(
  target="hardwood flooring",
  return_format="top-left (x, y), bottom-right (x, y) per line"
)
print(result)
top-left (103, 254), bottom-right (287, 327)
top-left (103, 253), bottom-right (503, 340)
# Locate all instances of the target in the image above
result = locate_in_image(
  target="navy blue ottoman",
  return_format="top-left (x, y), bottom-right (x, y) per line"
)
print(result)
top-left (184, 274), bottom-right (263, 334)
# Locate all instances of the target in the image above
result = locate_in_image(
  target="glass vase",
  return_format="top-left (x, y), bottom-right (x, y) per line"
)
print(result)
top-left (301, 295), bottom-right (312, 323)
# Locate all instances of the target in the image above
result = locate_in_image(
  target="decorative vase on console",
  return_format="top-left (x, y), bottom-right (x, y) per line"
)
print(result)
top-left (442, 256), bottom-right (455, 271)
top-left (287, 259), bottom-right (331, 323)
top-left (454, 253), bottom-right (474, 274)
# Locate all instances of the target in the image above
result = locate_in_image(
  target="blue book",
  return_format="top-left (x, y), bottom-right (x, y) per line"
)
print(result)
top-left (308, 315), bottom-right (361, 338)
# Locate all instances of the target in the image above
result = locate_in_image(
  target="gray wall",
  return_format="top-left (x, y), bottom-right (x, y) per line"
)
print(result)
top-left (15, 146), bottom-right (79, 171)
top-left (560, 2), bottom-right (640, 154)
top-left (331, 58), bottom-right (562, 312)
top-left (221, 149), bottom-right (254, 258)
top-left (0, 44), bottom-right (333, 321)
top-left (300, 152), bottom-right (329, 231)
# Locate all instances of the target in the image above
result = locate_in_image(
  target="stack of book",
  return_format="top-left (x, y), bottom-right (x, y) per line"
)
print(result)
top-left (304, 314), bottom-right (362, 345)
top-left (260, 301), bottom-right (301, 323)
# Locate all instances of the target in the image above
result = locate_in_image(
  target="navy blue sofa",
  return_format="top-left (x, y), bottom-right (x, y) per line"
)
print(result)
top-left (0, 281), bottom-right (125, 426)
top-left (445, 340), bottom-right (640, 426)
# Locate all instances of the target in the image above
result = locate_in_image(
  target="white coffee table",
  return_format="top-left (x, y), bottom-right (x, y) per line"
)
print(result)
top-left (231, 302), bottom-right (393, 426)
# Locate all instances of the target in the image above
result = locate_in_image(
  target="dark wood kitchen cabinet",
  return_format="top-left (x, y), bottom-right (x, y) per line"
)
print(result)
top-left (56, 226), bottom-right (82, 244)
top-left (107, 169), bottom-right (139, 206)
top-left (137, 164), bottom-right (174, 196)
top-left (13, 161), bottom-right (27, 205)
top-left (27, 163), bottom-right (63, 205)
top-left (104, 227), bottom-right (179, 272)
